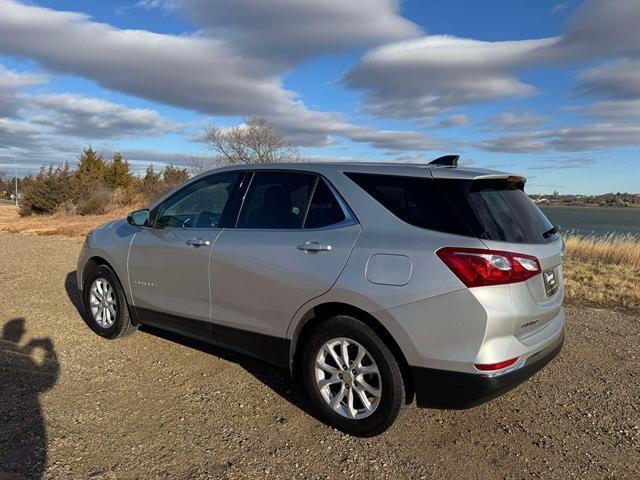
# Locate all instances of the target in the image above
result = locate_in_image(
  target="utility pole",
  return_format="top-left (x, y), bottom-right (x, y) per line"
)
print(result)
top-left (14, 158), bottom-right (18, 206)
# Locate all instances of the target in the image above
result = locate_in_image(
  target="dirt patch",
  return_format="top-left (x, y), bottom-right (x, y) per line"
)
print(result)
top-left (0, 232), bottom-right (638, 479)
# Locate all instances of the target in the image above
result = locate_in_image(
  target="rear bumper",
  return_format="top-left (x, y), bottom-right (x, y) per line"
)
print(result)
top-left (410, 331), bottom-right (564, 409)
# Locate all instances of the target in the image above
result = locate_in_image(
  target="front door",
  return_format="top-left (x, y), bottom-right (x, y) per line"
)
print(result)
top-left (128, 171), bottom-right (242, 339)
top-left (211, 171), bottom-right (361, 362)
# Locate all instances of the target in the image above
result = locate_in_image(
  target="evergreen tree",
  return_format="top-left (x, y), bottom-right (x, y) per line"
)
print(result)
top-left (162, 165), bottom-right (190, 189)
top-left (75, 146), bottom-right (106, 184)
top-left (104, 152), bottom-right (133, 190)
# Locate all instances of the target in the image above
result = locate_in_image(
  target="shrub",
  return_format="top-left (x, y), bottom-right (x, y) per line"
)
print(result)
top-left (19, 164), bottom-right (75, 216)
top-left (75, 184), bottom-right (113, 215)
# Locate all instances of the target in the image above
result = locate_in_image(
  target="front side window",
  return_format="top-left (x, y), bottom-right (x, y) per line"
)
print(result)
top-left (155, 173), bottom-right (240, 229)
top-left (237, 171), bottom-right (316, 229)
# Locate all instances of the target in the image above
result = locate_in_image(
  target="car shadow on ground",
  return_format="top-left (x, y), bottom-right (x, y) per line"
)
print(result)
top-left (0, 317), bottom-right (59, 479)
top-left (64, 271), bottom-right (316, 420)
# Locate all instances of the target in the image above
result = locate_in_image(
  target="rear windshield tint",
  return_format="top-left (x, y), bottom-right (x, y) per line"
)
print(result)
top-left (346, 172), bottom-right (557, 244)
top-left (436, 178), bottom-right (558, 244)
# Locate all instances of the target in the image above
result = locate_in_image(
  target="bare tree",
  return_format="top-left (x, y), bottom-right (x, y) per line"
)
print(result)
top-left (188, 156), bottom-right (224, 176)
top-left (204, 116), bottom-right (299, 165)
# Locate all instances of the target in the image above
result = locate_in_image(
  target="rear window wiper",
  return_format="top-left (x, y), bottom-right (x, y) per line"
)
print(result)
top-left (542, 226), bottom-right (558, 238)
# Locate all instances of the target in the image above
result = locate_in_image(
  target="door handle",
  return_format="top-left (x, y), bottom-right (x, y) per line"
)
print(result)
top-left (297, 241), bottom-right (332, 253)
top-left (186, 237), bottom-right (210, 247)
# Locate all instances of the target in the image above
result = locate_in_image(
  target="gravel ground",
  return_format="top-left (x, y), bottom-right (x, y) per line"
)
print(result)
top-left (1, 232), bottom-right (639, 479)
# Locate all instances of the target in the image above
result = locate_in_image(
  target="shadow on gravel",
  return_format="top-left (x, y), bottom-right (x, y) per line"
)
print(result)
top-left (64, 272), bottom-right (84, 318)
top-left (64, 271), bottom-right (316, 422)
top-left (0, 318), bottom-right (59, 479)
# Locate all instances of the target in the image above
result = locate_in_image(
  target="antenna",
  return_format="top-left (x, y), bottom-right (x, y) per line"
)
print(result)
top-left (428, 155), bottom-right (459, 167)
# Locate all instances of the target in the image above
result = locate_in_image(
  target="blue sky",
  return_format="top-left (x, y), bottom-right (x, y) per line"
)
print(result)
top-left (0, 0), bottom-right (639, 194)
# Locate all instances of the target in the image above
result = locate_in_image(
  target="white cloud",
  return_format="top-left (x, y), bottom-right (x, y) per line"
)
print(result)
top-left (477, 132), bottom-right (548, 153)
top-left (434, 114), bottom-right (468, 128)
top-left (174, 0), bottom-right (422, 64)
top-left (29, 93), bottom-right (180, 138)
top-left (478, 123), bottom-right (640, 153)
top-left (0, 0), bottom-right (435, 152)
top-left (529, 157), bottom-right (593, 170)
top-left (0, 65), bottom-right (47, 117)
top-left (344, 0), bottom-right (640, 120)
top-left (344, 35), bottom-right (551, 120)
top-left (580, 99), bottom-right (640, 120)
top-left (576, 59), bottom-right (640, 99)
top-left (485, 112), bottom-right (549, 131)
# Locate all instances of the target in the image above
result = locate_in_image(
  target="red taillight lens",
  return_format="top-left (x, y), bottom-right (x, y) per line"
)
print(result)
top-left (474, 357), bottom-right (519, 371)
top-left (436, 247), bottom-right (541, 287)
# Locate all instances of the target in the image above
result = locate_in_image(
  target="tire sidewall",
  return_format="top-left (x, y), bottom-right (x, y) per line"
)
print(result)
top-left (83, 265), bottom-right (128, 339)
top-left (302, 316), bottom-right (404, 436)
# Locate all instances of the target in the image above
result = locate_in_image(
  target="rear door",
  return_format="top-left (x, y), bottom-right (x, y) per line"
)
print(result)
top-left (210, 171), bottom-right (360, 361)
top-left (434, 175), bottom-right (564, 337)
top-left (128, 172), bottom-right (242, 339)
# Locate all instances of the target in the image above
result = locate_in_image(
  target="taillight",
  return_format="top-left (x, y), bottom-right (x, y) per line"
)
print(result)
top-left (436, 247), bottom-right (541, 287)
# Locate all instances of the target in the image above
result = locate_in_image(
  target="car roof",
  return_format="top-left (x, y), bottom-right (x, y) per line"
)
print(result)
top-left (209, 161), bottom-right (519, 181)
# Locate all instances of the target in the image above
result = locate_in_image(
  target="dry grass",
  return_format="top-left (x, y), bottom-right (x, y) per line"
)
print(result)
top-left (0, 203), bottom-right (131, 237)
top-left (1, 204), bottom-right (638, 312)
top-left (563, 233), bottom-right (640, 312)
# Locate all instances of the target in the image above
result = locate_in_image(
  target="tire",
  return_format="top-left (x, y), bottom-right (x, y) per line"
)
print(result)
top-left (82, 264), bottom-right (136, 339)
top-left (301, 315), bottom-right (405, 436)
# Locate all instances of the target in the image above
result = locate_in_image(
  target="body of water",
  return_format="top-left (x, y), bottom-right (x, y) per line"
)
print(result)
top-left (541, 207), bottom-right (640, 236)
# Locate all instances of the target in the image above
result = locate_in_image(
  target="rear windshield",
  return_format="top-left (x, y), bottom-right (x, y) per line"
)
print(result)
top-left (346, 172), bottom-right (558, 244)
top-left (437, 178), bottom-right (558, 244)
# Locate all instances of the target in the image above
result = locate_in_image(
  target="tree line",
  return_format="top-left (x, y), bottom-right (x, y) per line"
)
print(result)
top-left (14, 148), bottom-right (190, 216)
top-left (2, 116), bottom-right (300, 216)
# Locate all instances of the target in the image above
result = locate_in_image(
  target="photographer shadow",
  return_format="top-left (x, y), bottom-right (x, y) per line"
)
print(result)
top-left (0, 318), bottom-right (59, 479)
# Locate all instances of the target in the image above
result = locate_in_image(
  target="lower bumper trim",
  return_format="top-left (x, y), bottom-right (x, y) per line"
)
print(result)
top-left (410, 333), bottom-right (564, 409)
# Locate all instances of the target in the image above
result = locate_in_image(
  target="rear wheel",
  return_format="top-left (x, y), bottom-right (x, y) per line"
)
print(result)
top-left (301, 315), bottom-right (405, 436)
top-left (83, 264), bottom-right (136, 339)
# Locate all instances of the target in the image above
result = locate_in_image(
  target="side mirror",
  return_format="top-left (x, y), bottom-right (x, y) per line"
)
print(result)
top-left (127, 209), bottom-right (150, 227)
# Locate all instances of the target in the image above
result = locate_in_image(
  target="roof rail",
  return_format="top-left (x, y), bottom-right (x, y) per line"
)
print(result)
top-left (429, 155), bottom-right (459, 167)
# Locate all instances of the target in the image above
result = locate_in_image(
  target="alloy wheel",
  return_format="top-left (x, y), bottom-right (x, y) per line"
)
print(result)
top-left (314, 337), bottom-right (382, 419)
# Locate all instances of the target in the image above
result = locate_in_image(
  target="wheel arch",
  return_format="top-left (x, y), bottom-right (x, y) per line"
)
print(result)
top-left (290, 302), bottom-right (414, 404)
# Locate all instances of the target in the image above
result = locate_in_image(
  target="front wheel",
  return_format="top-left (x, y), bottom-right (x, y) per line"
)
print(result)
top-left (82, 264), bottom-right (136, 339)
top-left (301, 315), bottom-right (405, 436)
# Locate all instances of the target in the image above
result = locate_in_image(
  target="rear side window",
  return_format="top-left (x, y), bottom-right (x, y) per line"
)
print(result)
top-left (304, 179), bottom-right (346, 228)
top-left (346, 172), bottom-right (556, 244)
top-left (345, 172), bottom-right (471, 236)
top-left (237, 171), bottom-right (316, 229)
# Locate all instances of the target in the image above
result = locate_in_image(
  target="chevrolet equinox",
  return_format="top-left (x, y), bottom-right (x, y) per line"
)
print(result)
top-left (77, 156), bottom-right (564, 436)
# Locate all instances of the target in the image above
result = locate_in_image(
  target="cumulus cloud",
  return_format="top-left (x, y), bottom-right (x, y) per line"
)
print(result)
top-left (344, 0), bottom-right (640, 120)
top-left (477, 133), bottom-right (548, 153)
top-left (344, 35), bottom-right (551, 120)
top-left (478, 123), bottom-right (640, 153)
top-left (434, 114), bottom-right (468, 128)
top-left (485, 112), bottom-right (549, 131)
top-left (576, 59), bottom-right (640, 99)
top-left (579, 99), bottom-right (640, 120)
top-left (0, 0), bottom-right (435, 152)
top-left (0, 65), bottom-right (47, 117)
top-left (28, 93), bottom-right (180, 138)
top-left (529, 157), bottom-right (593, 170)
top-left (173, 0), bottom-right (421, 64)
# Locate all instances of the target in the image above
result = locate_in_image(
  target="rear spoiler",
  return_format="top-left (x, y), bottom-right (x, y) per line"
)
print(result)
top-left (431, 169), bottom-right (526, 186)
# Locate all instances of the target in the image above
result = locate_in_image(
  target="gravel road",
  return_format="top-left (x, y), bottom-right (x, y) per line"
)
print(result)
top-left (1, 232), bottom-right (638, 479)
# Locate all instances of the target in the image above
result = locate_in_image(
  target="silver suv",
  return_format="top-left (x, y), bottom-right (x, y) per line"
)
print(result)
top-left (77, 156), bottom-right (564, 436)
